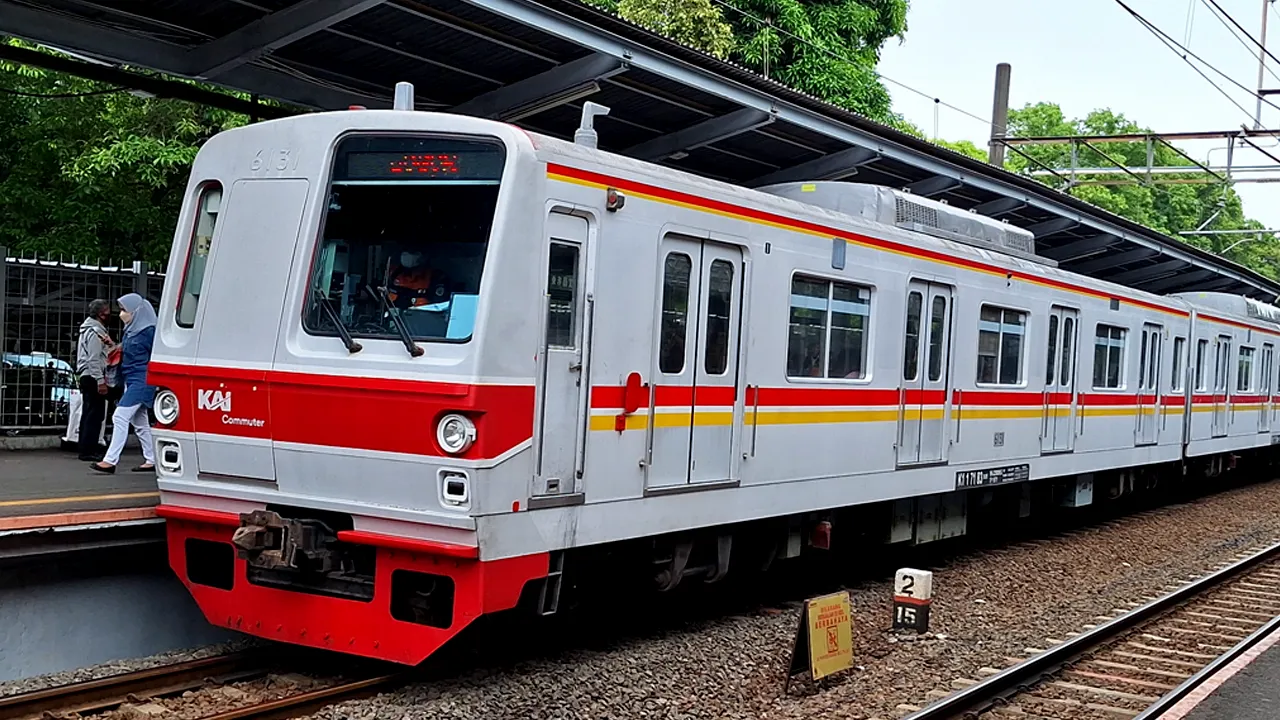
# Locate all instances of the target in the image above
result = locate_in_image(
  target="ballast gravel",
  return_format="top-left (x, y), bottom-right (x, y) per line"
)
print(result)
top-left (302, 479), bottom-right (1280, 720)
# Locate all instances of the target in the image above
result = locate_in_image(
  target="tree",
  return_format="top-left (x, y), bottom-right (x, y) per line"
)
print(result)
top-left (0, 41), bottom-right (248, 263)
top-left (583, 0), bottom-right (736, 59)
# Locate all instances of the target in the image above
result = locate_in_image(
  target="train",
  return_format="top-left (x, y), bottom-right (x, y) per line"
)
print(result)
top-left (149, 85), bottom-right (1280, 665)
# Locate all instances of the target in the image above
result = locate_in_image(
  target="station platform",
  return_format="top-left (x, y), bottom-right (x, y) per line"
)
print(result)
top-left (1160, 619), bottom-right (1280, 720)
top-left (0, 446), bottom-right (159, 532)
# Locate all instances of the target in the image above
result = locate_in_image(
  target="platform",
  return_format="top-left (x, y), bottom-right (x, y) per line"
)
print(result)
top-left (0, 447), bottom-right (159, 531)
top-left (1159, 619), bottom-right (1280, 720)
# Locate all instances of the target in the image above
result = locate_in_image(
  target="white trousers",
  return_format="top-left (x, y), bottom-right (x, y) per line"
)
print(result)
top-left (103, 404), bottom-right (155, 466)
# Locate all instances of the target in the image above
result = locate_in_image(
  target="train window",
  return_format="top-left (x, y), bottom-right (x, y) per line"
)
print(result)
top-left (786, 275), bottom-right (870, 380)
top-left (704, 260), bottom-right (734, 375)
top-left (303, 135), bottom-right (506, 344)
top-left (927, 295), bottom-right (947, 382)
top-left (175, 183), bottom-right (222, 328)
top-left (659, 253), bottom-right (692, 374)
top-left (545, 243), bottom-right (579, 349)
top-left (976, 305), bottom-right (1025, 386)
top-left (1171, 337), bottom-right (1185, 392)
top-left (903, 291), bottom-right (922, 382)
top-left (1195, 339), bottom-right (1209, 391)
top-left (1060, 317), bottom-right (1075, 387)
top-left (1092, 324), bottom-right (1126, 389)
top-left (1046, 315), bottom-right (1059, 384)
top-left (1238, 346), bottom-right (1255, 392)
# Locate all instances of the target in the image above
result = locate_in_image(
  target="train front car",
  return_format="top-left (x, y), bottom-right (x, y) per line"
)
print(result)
top-left (148, 109), bottom-right (549, 664)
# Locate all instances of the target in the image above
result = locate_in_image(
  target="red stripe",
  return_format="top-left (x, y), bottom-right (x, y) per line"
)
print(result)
top-left (336, 530), bottom-right (479, 559)
top-left (894, 596), bottom-right (932, 607)
top-left (1079, 393), bottom-right (1141, 406)
top-left (156, 504), bottom-right (241, 527)
top-left (955, 390), bottom-right (1054, 406)
top-left (549, 164), bottom-right (1189, 319)
top-left (1201, 313), bottom-right (1280, 337)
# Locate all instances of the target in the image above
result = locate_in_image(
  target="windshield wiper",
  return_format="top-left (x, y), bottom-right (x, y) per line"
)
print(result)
top-left (316, 294), bottom-right (362, 354)
top-left (367, 284), bottom-right (425, 358)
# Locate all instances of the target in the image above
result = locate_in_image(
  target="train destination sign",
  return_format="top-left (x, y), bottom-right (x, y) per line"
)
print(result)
top-left (955, 463), bottom-right (1030, 489)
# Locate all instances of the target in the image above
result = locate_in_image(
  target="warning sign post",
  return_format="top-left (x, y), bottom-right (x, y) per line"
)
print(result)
top-left (784, 591), bottom-right (854, 691)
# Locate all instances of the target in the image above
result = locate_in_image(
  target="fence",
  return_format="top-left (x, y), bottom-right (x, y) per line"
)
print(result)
top-left (1, 248), bottom-right (165, 434)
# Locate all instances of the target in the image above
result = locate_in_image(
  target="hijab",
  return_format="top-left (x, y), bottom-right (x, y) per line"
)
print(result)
top-left (118, 293), bottom-right (158, 337)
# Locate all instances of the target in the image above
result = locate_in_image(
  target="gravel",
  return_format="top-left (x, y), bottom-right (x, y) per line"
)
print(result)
top-left (0, 637), bottom-right (263, 699)
top-left (301, 479), bottom-right (1280, 720)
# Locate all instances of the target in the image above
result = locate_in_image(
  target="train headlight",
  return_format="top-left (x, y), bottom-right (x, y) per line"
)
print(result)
top-left (155, 389), bottom-right (180, 426)
top-left (437, 413), bottom-right (476, 455)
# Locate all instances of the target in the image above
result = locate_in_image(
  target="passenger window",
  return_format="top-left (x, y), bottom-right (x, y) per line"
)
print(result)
top-left (176, 184), bottom-right (222, 328)
top-left (545, 243), bottom-right (578, 349)
top-left (927, 295), bottom-right (947, 382)
top-left (1046, 315), bottom-right (1059, 384)
top-left (976, 305), bottom-right (1025, 385)
top-left (704, 260), bottom-right (734, 375)
top-left (1060, 317), bottom-right (1075, 387)
top-left (303, 135), bottom-right (506, 344)
top-left (1238, 346), bottom-right (1255, 392)
top-left (1195, 338), bottom-right (1209, 391)
top-left (1171, 337), bottom-right (1185, 392)
top-left (659, 253), bottom-right (692, 374)
top-left (903, 291), bottom-right (923, 382)
top-left (786, 275), bottom-right (870, 379)
top-left (1092, 324), bottom-right (1126, 389)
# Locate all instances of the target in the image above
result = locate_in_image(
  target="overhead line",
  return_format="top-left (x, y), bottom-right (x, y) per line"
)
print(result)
top-left (1202, 0), bottom-right (1280, 68)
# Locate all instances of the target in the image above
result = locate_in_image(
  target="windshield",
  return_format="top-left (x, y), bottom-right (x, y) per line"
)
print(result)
top-left (304, 134), bottom-right (506, 344)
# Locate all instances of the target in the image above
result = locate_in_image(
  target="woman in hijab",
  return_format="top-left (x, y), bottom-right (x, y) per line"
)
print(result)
top-left (91, 293), bottom-right (157, 474)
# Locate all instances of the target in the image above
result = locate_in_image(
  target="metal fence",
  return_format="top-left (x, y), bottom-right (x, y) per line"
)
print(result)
top-left (1, 248), bottom-right (165, 434)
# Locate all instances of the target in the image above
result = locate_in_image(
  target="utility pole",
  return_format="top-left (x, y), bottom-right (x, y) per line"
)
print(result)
top-left (989, 63), bottom-right (1011, 167)
top-left (1257, 0), bottom-right (1273, 129)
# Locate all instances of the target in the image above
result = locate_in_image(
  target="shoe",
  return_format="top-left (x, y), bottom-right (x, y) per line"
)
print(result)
top-left (89, 462), bottom-right (115, 474)
top-left (132, 464), bottom-right (155, 473)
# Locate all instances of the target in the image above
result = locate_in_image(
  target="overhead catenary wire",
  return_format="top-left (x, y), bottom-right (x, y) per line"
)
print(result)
top-left (1202, 0), bottom-right (1280, 69)
top-left (1199, 0), bottom-right (1280, 85)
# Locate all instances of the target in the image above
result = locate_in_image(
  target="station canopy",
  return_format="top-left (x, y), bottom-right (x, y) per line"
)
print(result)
top-left (3, 0), bottom-right (1278, 301)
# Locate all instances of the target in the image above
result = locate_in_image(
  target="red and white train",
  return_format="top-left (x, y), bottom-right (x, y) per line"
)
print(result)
top-left (150, 89), bottom-right (1280, 664)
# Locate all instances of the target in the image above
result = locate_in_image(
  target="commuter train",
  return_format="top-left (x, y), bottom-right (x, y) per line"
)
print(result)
top-left (150, 87), bottom-right (1280, 665)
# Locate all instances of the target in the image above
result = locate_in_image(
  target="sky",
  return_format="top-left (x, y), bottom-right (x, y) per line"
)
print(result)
top-left (877, 0), bottom-right (1280, 230)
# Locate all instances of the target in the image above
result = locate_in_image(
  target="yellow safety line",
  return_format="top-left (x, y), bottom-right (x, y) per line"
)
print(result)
top-left (0, 491), bottom-right (159, 509)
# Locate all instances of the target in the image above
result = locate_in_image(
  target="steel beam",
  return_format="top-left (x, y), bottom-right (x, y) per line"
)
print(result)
top-left (1140, 269), bottom-right (1215, 293)
top-left (624, 109), bottom-right (774, 161)
top-left (1103, 259), bottom-right (1186, 286)
top-left (904, 175), bottom-right (961, 198)
top-left (1038, 235), bottom-right (1118, 262)
top-left (1182, 276), bottom-right (1246, 293)
top-left (1065, 248), bottom-right (1157, 276)
top-left (449, 53), bottom-right (626, 119)
top-left (1025, 217), bottom-right (1078, 238)
top-left (0, 0), bottom-right (376, 108)
top-left (748, 147), bottom-right (881, 186)
top-left (971, 197), bottom-right (1025, 217)
top-left (187, 0), bottom-right (387, 77)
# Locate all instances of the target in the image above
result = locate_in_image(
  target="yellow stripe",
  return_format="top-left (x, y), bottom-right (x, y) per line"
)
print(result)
top-left (1080, 407), bottom-right (1138, 417)
top-left (0, 491), bottom-right (159, 509)
top-left (960, 408), bottom-right (1045, 420)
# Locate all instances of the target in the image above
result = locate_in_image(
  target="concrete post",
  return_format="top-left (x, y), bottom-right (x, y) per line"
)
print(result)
top-left (989, 63), bottom-right (1011, 167)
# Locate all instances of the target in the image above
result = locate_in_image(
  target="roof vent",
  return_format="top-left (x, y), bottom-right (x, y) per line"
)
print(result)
top-left (757, 182), bottom-right (1049, 266)
top-left (393, 81), bottom-right (414, 111)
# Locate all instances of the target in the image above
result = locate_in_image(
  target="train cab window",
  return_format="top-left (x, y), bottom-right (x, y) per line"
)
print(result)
top-left (976, 305), bottom-right (1025, 386)
top-left (1092, 324), bottom-right (1126, 389)
top-left (1195, 338), bottom-right (1209, 391)
top-left (1171, 337), bottom-right (1186, 392)
top-left (303, 135), bottom-right (506, 344)
top-left (1238, 346), bottom-right (1255, 392)
top-left (175, 184), bottom-right (221, 327)
top-left (786, 275), bottom-right (871, 380)
top-left (659, 253), bottom-right (692, 374)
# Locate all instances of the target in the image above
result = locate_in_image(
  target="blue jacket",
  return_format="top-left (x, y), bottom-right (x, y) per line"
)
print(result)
top-left (118, 325), bottom-right (156, 409)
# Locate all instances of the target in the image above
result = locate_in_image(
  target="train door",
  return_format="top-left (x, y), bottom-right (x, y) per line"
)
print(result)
top-left (1262, 343), bottom-right (1275, 433)
top-left (647, 235), bottom-right (743, 489)
top-left (897, 280), bottom-right (953, 466)
top-left (1135, 323), bottom-right (1162, 446)
top-left (1042, 306), bottom-right (1078, 453)
top-left (1212, 334), bottom-right (1232, 437)
top-left (533, 212), bottom-right (590, 498)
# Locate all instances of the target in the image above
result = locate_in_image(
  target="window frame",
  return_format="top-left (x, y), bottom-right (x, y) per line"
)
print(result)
top-left (1091, 323), bottom-right (1128, 390)
top-left (1238, 345), bottom-right (1256, 393)
top-left (1195, 338), bottom-right (1210, 391)
top-left (975, 303), bottom-right (1028, 388)
top-left (784, 271), bottom-right (875, 383)
top-left (174, 181), bottom-right (223, 328)
top-left (658, 251), bottom-right (693, 375)
top-left (1171, 336), bottom-right (1186, 392)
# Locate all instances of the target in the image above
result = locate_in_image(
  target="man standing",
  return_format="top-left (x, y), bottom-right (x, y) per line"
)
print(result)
top-left (75, 299), bottom-right (113, 460)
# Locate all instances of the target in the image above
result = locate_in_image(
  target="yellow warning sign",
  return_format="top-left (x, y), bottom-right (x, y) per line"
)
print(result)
top-left (806, 591), bottom-right (854, 680)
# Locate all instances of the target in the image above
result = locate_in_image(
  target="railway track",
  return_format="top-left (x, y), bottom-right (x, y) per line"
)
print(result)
top-left (902, 539), bottom-right (1280, 720)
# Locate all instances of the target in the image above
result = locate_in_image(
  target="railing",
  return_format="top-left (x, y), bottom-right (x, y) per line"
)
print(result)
top-left (0, 247), bottom-right (165, 434)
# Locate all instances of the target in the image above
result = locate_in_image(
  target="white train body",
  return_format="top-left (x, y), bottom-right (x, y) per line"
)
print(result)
top-left (149, 107), bottom-right (1280, 665)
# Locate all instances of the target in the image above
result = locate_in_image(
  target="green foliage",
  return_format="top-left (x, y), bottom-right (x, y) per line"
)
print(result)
top-left (1004, 101), bottom-right (1280, 278)
top-left (0, 41), bottom-right (248, 263)
top-left (585, 0), bottom-right (736, 58)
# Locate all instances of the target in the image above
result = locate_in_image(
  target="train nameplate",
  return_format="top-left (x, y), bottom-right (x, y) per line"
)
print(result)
top-left (955, 464), bottom-right (1030, 489)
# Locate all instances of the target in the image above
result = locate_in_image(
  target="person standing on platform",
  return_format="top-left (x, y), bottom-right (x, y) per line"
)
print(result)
top-left (74, 299), bottom-right (117, 461)
top-left (90, 293), bottom-right (156, 474)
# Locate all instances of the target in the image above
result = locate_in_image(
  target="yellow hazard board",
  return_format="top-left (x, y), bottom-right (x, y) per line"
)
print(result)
top-left (785, 590), bottom-right (854, 688)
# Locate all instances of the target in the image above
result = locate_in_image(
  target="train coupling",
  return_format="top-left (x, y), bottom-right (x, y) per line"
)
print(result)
top-left (231, 509), bottom-right (339, 573)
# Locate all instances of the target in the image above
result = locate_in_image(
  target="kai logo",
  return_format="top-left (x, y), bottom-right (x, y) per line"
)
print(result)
top-left (197, 389), bottom-right (232, 413)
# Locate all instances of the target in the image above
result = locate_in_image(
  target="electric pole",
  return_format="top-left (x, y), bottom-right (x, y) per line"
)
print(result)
top-left (989, 63), bottom-right (1011, 167)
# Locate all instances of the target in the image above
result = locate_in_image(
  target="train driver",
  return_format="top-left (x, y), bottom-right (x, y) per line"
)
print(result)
top-left (387, 249), bottom-right (448, 310)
